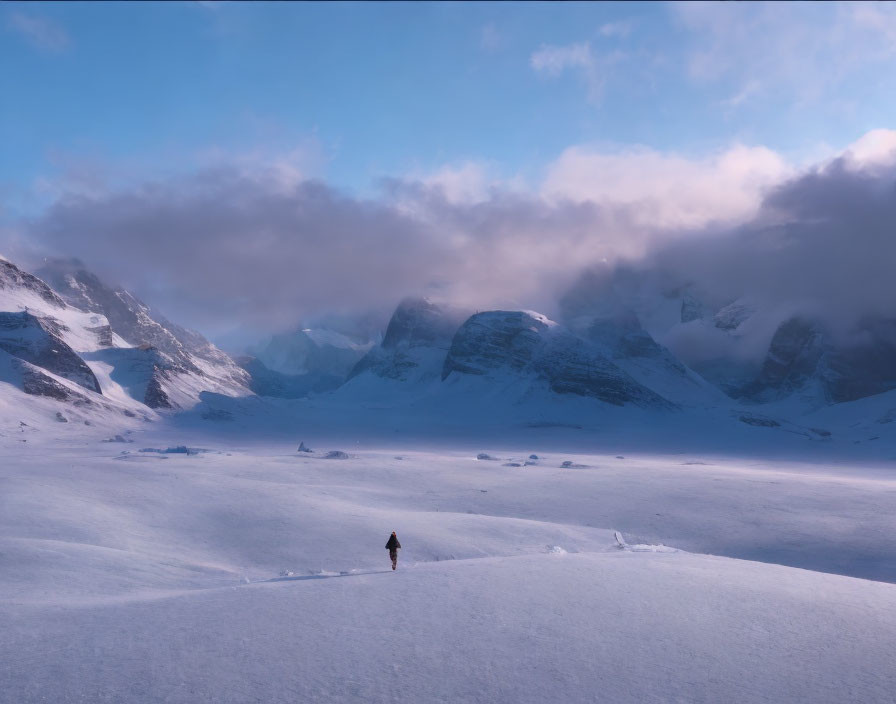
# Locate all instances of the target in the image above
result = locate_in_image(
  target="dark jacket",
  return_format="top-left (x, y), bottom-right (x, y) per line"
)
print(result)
top-left (385, 534), bottom-right (401, 550)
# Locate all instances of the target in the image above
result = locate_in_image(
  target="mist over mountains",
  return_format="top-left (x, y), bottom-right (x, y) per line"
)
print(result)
top-left (11, 133), bottom-right (896, 359)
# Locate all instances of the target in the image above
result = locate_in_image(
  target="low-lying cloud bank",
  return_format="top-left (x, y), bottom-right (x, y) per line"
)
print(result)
top-left (10, 131), bottom-right (896, 348)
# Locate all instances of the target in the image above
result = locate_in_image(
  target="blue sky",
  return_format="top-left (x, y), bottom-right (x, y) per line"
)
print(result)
top-left (3, 2), bottom-right (896, 341)
top-left (4, 1), bottom-right (896, 208)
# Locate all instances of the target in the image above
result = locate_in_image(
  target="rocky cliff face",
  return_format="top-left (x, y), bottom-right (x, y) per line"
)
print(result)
top-left (738, 316), bottom-right (896, 404)
top-left (441, 311), bottom-right (549, 378)
top-left (585, 311), bottom-right (686, 374)
top-left (348, 298), bottom-right (468, 383)
top-left (738, 317), bottom-right (826, 402)
top-left (1, 351), bottom-right (93, 404)
top-left (442, 311), bottom-right (673, 408)
top-left (0, 311), bottom-right (102, 393)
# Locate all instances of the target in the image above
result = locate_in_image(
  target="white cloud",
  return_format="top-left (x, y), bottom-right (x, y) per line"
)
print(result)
top-left (7, 11), bottom-right (70, 52)
top-left (418, 162), bottom-right (497, 205)
top-left (599, 21), bottom-right (633, 38)
top-left (530, 42), bottom-right (594, 74)
top-left (541, 143), bottom-right (792, 229)
top-left (843, 129), bottom-right (896, 170)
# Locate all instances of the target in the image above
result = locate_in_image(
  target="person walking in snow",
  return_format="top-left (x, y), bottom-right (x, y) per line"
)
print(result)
top-left (385, 531), bottom-right (401, 571)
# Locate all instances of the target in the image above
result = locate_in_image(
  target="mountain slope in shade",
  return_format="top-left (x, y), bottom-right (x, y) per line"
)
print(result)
top-left (443, 310), bottom-right (673, 408)
top-left (347, 297), bottom-right (469, 385)
top-left (568, 310), bottom-right (725, 407)
top-left (236, 355), bottom-right (343, 399)
top-left (0, 311), bottom-right (102, 393)
top-left (737, 316), bottom-right (896, 405)
top-left (251, 327), bottom-right (373, 378)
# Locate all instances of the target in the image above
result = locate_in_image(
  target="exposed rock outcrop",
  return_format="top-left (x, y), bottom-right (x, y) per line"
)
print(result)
top-left (737, 316), bottom-right (896, 404)
top-left (0, 311), bottom-right (101, 393)
top-left (442, 311), bottom-right (673, 408)
top-left (348, 298), bottom-right (468, 382)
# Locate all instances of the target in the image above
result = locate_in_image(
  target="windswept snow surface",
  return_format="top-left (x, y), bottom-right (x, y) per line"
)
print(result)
top-left (3, 431), bottom-right (896, 703)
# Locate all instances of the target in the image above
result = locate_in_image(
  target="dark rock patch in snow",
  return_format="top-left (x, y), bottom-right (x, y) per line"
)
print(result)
top-left (140, 446), bottom-right (204, 455)
top-left (739, 415), bottom-right (781, 428)
top-left (323, 450), bottom-right (351, 459)
top-left (144, 374), bottom-right (175, 409)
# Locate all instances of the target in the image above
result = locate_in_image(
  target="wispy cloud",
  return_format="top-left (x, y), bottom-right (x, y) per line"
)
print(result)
top-left (674, 1), bottom-right (896, 105)
top-left (851, 2), bottom-right (896, 43)
top-left (530, 42), bottom-right (605, 103)
top-left (530, 42), bottom-right (593, 74)
top-left (479, 22), bottom-right (505, 52)
top-left (7, 11), bottom-right (70, 52)
top-left (720, 79), bottom-right (761, 109)
top-left (599, 21), bottom-right (633, 39)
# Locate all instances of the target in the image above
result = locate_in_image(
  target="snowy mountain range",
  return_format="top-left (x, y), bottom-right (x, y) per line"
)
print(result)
top-left (2, 254), bottom-right (895, 436)
top-left (0, 256), bottom-right (251, 431)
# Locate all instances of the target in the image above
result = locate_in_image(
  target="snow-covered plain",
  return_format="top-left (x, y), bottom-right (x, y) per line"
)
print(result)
top-left (3, 421), bottom-right (896, 703)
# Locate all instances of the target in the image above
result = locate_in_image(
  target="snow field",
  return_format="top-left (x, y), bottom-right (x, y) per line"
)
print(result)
top-left (4, 552), bottom-right (896, 703)
top-left (3, 442), bottom-right (896, 702)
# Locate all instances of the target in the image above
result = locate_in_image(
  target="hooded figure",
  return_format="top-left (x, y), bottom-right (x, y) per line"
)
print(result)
top-left (385, 532), bottom-right (401, 570)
